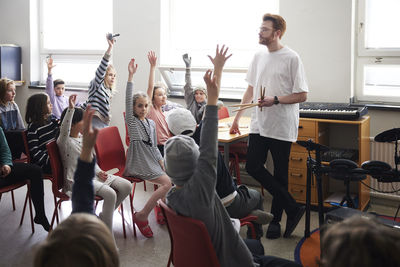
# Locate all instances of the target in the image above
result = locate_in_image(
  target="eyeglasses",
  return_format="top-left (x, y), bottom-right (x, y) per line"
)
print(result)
top-left (259, 27), bottom-right (273, 33)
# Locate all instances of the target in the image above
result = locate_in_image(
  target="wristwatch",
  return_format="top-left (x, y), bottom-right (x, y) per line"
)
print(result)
top-left (273, 96), bottom-right (279, 105)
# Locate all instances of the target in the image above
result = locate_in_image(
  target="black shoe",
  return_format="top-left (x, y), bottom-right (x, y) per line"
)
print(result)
top-left (283, 206), bottom-right (305, 238)
top-left (34, 216), bottom-right (51, 232)
top-left (266, 222), bottom-right (281, 239)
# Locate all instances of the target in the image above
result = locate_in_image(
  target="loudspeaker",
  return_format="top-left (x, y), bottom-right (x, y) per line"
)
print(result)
top-left (0, 44), bottom-right (22, 81)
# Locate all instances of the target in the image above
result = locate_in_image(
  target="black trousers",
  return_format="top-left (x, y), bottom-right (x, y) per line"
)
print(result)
top-left (0, 162), bottom-right (46, 218)
top-left (245, 134), bottom-right (297, 223)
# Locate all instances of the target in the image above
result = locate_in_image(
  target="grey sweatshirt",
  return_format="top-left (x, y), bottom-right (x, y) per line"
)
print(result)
top-left (166, 105), bottom-right (256, 267)
top-left (184, 68), bottom-right (206, 124)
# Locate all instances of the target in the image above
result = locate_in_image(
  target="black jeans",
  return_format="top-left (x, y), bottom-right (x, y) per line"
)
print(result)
top-left (0, 162), bottom-right (47, 218)
top-left (245, 134), bottom-right (297, 223)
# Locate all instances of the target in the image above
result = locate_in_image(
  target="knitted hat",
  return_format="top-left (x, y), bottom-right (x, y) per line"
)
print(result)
top-left (166, 108), bottom-right (197, 136)
top-left (164, 135), bottom-right (200, 186)
top-left (194, 86), bottom-right (207, 96)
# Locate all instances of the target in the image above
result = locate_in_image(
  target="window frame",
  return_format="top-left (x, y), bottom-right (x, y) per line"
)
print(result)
top-left (37, 0), bottom-right (112, 88)
top-left (355, 0), bottom-right (400, 104)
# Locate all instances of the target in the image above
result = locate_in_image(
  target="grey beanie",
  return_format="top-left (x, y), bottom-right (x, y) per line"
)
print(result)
top-left (166, 108), bottom-right (197, 136)
top-left (194, 86), bottom-right (207, 96)
top-left (164, 135), bottom-right (200, 186)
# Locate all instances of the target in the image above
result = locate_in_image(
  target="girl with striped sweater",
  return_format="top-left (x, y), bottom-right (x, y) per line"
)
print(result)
top-left (81, 34), bottom-right (117, 129)
top-left (124, 58), bottom-right (172, 238)
top-left (25, 93), bottom-right (59, 174)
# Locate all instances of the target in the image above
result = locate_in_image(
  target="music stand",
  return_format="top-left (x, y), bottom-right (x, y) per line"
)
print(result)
top-left (297, 139), bottom-right (329, 238)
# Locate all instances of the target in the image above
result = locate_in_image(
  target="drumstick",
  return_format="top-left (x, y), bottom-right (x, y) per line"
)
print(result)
top-left (232, 103), bottom-right (259, 112)
top-left (228, 103), bottom-right (257, 108)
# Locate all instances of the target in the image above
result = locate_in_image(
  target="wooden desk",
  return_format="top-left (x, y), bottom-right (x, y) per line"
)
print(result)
top-left (218, 117), bottom-right (251, 167)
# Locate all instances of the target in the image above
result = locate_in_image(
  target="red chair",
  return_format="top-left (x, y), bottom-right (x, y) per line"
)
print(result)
top-left (0, 181), bottom-right (34, 233)
top-left (218, 106), bottom-right (230, 120)
top-left (95, 126), bottom-right (145, 237)
top-left (46, 141), bottom-right (128, 236)
top-left (159, 200), bottom-right (220, 267)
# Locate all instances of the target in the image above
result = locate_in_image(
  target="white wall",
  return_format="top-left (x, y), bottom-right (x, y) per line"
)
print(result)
top-left (0, 0), bottom-right (398, 139)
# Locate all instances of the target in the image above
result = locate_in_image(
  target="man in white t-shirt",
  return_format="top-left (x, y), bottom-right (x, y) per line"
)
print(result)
top-left (230, 13), bottom-right (309, 239)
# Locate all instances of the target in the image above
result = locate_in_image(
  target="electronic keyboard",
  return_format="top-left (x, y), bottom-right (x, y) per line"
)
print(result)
top-left (299, 102), bottom-right (368, 120)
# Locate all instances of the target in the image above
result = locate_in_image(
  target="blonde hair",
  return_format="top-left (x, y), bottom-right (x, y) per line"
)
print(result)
top-left (105, 64), bottom-right (117, 91)
top-left (34, 213), bottom-right (119, 267)
top-left (0, 78), bottom-right (15, 105)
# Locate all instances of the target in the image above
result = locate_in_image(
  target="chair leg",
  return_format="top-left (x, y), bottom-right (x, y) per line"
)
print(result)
top-left (11, 190), bottom-right (16, 211)
top-left (28, 191), bottom-right (34, 233)
top-left (130, 183), bottom-right (137, 237)
top-left (120, 202), bottom-right (127, 239)
top-left (54, 195), bottom-right (59, 224)
top-left (19, 189), bottom-right (29, 226)
top-left (143, 181), bottom-right (147, 191)
top-left (50, 201), bottom-right (61, 229)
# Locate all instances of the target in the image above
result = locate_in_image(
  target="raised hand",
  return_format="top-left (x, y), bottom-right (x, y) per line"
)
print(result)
top-left (203, 69), bottom-right (219, 105)
top-left (47, 57), bottom-right (56, 74)
top-left (106, 33), bottom-right (116, 54)
top-left (128, 58), bottom-right (138, 75)
top-left (147, 51), bottom-right (157, 68)
top-left (182, 53), bottom-right (191, 68)
top-left (207, 45), bottom-right (232, 71)
top-left (80, 105), bottom-right (99, 162)
top-left (68, 94), bottom-right (77, 109)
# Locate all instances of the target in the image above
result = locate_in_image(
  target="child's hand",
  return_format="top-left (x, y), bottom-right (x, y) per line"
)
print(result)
top-left (106, 33), bottom-right (116, 51)
top-left (207, 45), bottom-right (232, 71)
top-left (97, 171), bottom-right (108, 181)
top-left (147, 51), bottom-right (157, 67)
top-left (128, 58), bottom-right (138, 75)
top-left (68, 94), bottom-right (77, 109)
top-left (80, 105), bottom-right (99, 162)
top-left (182, 53), bottom-right (191, 68)
top-left (0, 165), bottom-right (11, 178)
top-left (47, 57), bottom-right (56, 74)
top-left (203, 69), bottom-right (219, 105)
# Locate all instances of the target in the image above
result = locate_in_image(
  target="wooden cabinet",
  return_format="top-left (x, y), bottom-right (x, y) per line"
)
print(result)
top-left (288, 116), bottom-right (371, 211)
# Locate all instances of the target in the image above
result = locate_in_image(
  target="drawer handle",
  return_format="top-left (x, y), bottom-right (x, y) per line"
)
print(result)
top-left (291, 189), bottom-right (304, 193)
top-left (298, 125), bottom-right (303, 129)
top-left (291, 173), bottom-right (302, 177)
top-left (291, 157), bottom-right (303, 161)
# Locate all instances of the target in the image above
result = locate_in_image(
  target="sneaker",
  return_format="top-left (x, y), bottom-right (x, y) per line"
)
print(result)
top-left (283, 206), bottom-right (306, 238)
top-left (266, 222), bottom-right (281, 239)
top-left (249, 209), bottom-right (274, 225)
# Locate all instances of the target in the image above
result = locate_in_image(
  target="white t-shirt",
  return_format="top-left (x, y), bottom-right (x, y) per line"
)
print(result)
top-left (246, 46), bottom-right (309, 142)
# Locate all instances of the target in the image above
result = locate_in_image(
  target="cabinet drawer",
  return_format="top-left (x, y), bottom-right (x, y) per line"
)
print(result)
top-left (289, 168), bottom-right (307, 186)
top-left (289, 152), bottom-right (307, 169)
top-left (289, 184), bottom-right (318, 203)
top-left (289, 184), bottom-right (306, 202)
top-left (298, 120), bottom-right (316, 138)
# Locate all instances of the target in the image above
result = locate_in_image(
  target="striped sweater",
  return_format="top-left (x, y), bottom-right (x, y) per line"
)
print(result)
top-left (27, 117), bottom-right (59, 172)
top-left (81, 53), bottom-right (112, 124)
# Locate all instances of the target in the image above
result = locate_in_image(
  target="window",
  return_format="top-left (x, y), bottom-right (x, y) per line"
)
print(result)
top-left (160, 0), bottom-right (279, 99)
top-left (37, 0), bottom-right (113, 87)
top-left (356, 0), bottom-right (400, 103)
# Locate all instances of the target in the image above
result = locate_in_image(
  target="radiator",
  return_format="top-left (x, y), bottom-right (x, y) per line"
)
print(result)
top-left (370, 138), bottom-right (400, 201)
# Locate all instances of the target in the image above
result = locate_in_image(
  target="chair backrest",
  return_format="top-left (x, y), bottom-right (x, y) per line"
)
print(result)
top-left (95, 126), bottom-right (126, 176)
top-left (123, 112), bottom-right (130, 146)
top-left (218, 106), bottom-right (229, 120)
top-left (159, 201), bottom-right (220, 267)
top-left (46, 141), bottom-right (65, 196)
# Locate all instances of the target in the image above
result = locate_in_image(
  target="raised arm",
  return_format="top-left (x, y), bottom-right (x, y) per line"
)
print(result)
top-left (194, 45), bottom-right (231, 193)
top-left (58, 95), bottom-right (76, 144)
top-left (91, 34), bottom-right (115, 90)
top-left (72, 105), bottom-right (99, 214)
top-left (146, 51), bottom-right (157, 102)
top-left (183, 54), bottom-right (194, 106)
top-left (45, 57), bottom-right (56, 105)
